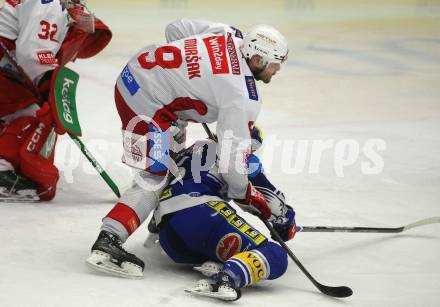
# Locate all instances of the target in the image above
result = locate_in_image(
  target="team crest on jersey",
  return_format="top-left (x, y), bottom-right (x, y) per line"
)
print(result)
top-left (5, 0), bottom-right (21, 8)
top-left (227, 33), bottom-right (240, 75)
top-left (121, 65), bottom-right (140, 96)
top-left (245, 76), bottom-right (258, 101)
top-left (41, 0), bottom-right (53, 4)
top-left (37, 51), bottom-right (58, 65)
top-left (216, 233), bottom-right (242, 261)
top-left (203, 35), bottom-right (229, 74)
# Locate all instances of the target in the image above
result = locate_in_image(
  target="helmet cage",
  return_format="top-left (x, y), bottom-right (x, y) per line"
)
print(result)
top-left (61, 0), bottom-right (95, 33)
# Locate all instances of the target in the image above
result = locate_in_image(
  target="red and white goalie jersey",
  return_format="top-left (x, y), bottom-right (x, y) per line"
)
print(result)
top-left (0, 0), bottom-right (70, 84)
top-left (116, 19), bottom-right (262, 199)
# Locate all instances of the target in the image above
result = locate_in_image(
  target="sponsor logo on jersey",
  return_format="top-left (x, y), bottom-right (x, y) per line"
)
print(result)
top-left (207, 201), bottom-right (267, 245)
top-left (121, 65), bottom-right (140, 96)
top-left (184, 38), bottom-right (201, 80)
top-left (245, 76), bottom-right (258, 101)
top-left (37, 51), bottom-right (58, 65)
top-left (226, 33), bottom-right (240, 75)
top-left (5, 0), bottom-right (20, 8)
top-left (216, 233), bottom-right (242, 261)
top-left (203, 35), bottom-right (229, 74)
top-left (41, 0), bottom-right (53, 4)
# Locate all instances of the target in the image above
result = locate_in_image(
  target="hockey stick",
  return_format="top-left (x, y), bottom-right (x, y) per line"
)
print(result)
top-left (0, 41), bottom-right (120, 198)
top-left (298, 216), bottom-right (440, 233)
top-left (202, 123), bottom-right (218, 142)
top-left (262, 218), bottom-right (353, 297)
top-left (70, 135), bottom-right (121, 197)
top-left (201, 123), bottom-right (353, 298)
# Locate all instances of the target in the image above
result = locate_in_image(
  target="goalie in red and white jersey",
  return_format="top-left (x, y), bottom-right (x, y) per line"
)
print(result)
top-left (0, 0), bottom-right (111, 201)
top-left (87, 19), bottom-right (289, 278)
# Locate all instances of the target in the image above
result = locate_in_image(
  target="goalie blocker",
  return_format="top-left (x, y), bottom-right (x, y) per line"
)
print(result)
top-left (0, 67), bottom-right (81, 200)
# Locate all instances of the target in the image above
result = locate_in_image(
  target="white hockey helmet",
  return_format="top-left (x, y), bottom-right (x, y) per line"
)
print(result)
top-left (241, 24), bottom-right (289, 66)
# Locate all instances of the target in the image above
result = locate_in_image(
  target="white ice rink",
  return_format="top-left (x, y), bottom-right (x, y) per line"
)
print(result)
top-left (1, 1), bottom-right (440, 306)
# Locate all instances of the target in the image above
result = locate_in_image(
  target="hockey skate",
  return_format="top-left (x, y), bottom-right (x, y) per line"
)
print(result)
top-left (0, 170), bottom-right (39, 203)
top-left (185, 271), bottom-right (241, 301)
top-left (193, 261), bottom-right (223, 277)
top-left (86, 230), bottom-right (145, 279)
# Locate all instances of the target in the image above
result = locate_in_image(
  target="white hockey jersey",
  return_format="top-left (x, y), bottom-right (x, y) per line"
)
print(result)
top-left (116, 19), bottom-right (263, 199)
top-left (0, 0), bottom-right (69, 84)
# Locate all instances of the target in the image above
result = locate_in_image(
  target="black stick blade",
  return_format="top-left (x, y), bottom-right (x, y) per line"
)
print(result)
top-left (319, 285), bottom-right (353, 298)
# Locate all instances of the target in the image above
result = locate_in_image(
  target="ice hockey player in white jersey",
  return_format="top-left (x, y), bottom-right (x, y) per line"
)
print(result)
top-left (87, 19), bottom-right (289, 275)
top-left (0, 0), bottom-right (111, 201)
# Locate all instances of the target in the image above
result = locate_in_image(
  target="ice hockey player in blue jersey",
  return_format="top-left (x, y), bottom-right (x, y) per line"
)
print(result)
top-left (149, 126), bottom-right (298, 301)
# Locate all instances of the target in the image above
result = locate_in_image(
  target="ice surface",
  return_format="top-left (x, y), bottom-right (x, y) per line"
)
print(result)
top-left (1, 1), bottom-right (439, 306)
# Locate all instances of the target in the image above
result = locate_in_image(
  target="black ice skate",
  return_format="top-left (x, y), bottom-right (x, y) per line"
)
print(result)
top-left (86, 230), bottom-right (145, 279)
top-left (185, 271), bottom-right (242, 301)
top-left (0, 170), bottom-right (39, 203)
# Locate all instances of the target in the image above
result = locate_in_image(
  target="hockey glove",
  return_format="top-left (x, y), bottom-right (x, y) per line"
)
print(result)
top-left (271, 205), bottom-right (297, 241)
top-left (236, 183), bottom-right (272, 220)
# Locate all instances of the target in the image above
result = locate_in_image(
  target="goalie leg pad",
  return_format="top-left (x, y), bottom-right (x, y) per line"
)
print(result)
top-left (0, 116), bottom-right (38, 168)
top-left (19, 111), bottom-right (59, 201)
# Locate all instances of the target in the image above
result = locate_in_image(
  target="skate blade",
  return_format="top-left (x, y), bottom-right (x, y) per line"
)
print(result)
top-left (86, 251), bottom-right (143, 279)
top-left (0, 188), bottom-right (39, 203)
top-left (0, 197), bottom-right (39, 203)
top-left (185, 287), bottom-right (238, 301)
top-left (193, 261), bottom-right (223, 277)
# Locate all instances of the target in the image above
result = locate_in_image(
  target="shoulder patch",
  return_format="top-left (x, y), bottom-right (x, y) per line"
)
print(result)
top-left (121, 65), bottom-right (140, 96)
top-left (230, 26), bottom-right (243, 39)
top-left (245, 76), bottom-right (258, 101)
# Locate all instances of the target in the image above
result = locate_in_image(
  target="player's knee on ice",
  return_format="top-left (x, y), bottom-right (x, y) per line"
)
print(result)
top-left (257, 241), bottom-right (288, 280)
